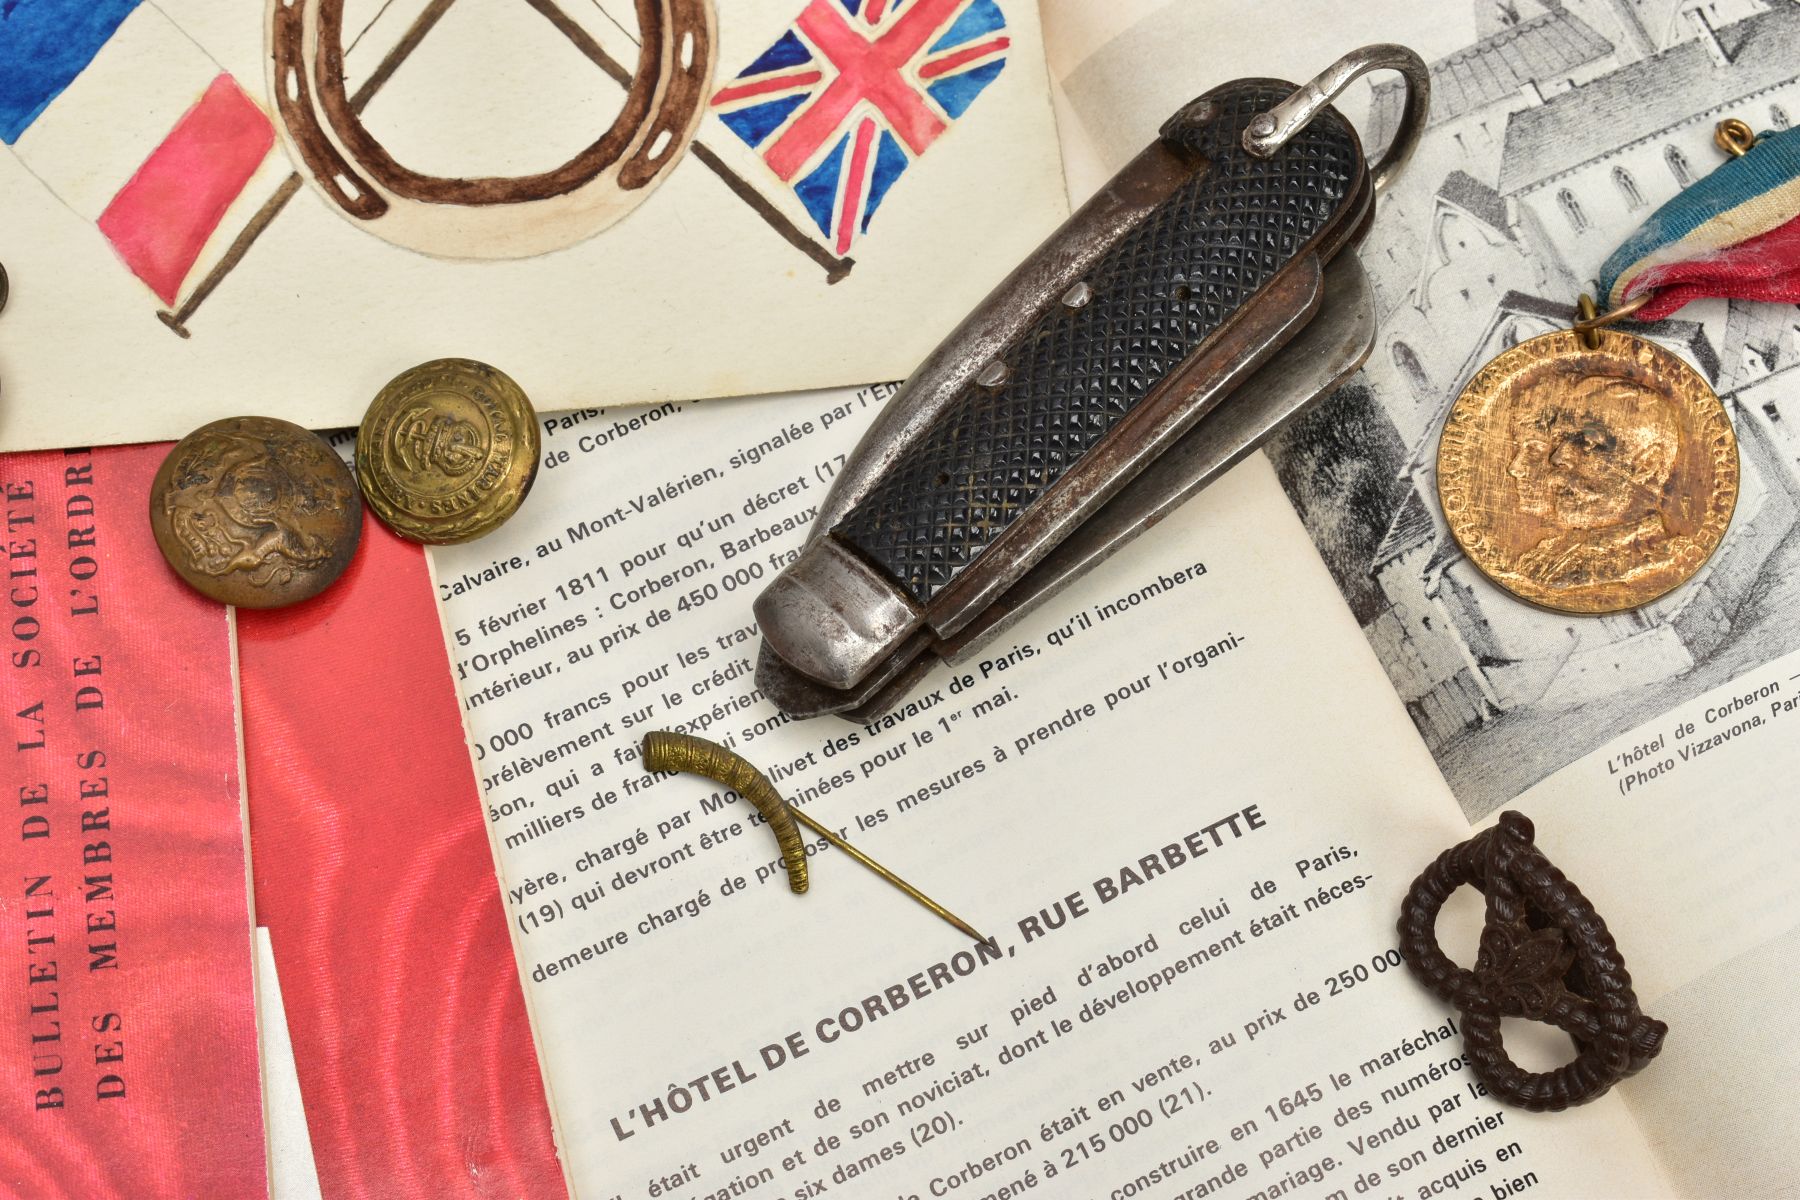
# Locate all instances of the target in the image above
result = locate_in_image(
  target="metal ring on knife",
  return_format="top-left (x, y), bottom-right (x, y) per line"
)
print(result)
top-left (1240, 43), bottom-right (1429, 194)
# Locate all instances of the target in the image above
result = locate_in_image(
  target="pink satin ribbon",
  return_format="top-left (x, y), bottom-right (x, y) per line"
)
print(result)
top-left (239, 514), bottom-right (568, 1200)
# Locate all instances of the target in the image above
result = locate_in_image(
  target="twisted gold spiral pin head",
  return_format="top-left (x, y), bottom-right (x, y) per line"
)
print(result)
top-left (643, 730), bottom-right (810, 893)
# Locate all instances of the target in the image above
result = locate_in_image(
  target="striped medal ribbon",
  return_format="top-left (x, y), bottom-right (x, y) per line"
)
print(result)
top-left (1597, 119), bottom-right (1800, 323)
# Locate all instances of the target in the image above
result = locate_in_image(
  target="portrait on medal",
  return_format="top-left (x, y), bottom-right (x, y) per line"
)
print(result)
top-left (1504, 375), bottom-right (1685, 591)
top-left (1438, 332), bottom-right (1738, 617)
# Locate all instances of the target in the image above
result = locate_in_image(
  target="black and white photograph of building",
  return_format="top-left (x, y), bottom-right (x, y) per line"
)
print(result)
top-left (1268, 0), bottom-right (1800, 816)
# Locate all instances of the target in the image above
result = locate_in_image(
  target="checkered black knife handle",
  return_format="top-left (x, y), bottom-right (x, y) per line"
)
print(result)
top-left (832, 80), bottom-right (1364, 606)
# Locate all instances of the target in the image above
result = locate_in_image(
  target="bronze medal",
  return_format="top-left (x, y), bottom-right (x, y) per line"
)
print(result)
top-left (150, 416), bottom-right (362, 608)
top-left (1438, 327), bottom-right (1738, 614)
top-left (356, 359), bottom-right (540, 545)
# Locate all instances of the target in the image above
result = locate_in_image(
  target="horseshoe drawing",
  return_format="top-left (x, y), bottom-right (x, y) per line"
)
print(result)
top-left (268, 0), bottom-right (716, 258)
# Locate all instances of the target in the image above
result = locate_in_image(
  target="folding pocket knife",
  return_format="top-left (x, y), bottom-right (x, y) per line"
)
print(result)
top-left (754, 46), bottom-right (1430, 722)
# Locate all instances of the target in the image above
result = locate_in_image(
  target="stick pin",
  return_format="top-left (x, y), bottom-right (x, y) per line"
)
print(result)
top-left (642, 731), bottom-right (987, 943)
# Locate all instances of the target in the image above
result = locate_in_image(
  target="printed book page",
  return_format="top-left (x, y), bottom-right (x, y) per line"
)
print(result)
top-left (0, 0), bottom-right (1067, 450)
top-left (1496, 656), bottom-right (1800, 1199)
top-left (429, 387), bottom-right (1670, 1199)
top-left (1046, 1), bottom-right (1800, 1194)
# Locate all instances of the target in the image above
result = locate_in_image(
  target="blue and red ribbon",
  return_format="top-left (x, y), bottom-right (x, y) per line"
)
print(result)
top-left (1598, 125), bottom-right (1800, 322)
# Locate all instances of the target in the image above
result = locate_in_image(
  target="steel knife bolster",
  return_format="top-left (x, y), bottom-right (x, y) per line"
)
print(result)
top-left (755, 79), bottom-right (1368, 710)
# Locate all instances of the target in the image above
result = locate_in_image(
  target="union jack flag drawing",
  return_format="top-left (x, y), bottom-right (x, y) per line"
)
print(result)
top-left (711, 0), bottom-right (1010, 255)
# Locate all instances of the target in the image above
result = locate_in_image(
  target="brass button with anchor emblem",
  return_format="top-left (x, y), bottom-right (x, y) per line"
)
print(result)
top-left (355, 358), bottom-right (540, 544)
top-left (149, 416), bottom-right (362, 608)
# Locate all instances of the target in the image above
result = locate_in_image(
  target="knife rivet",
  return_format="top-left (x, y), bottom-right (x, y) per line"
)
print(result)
top-left (976, 361), bottom-right (1010, 389)
top-left (1061, 281), bottom-right (1092, 309)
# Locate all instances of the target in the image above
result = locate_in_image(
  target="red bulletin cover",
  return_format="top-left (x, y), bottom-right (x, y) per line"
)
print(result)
top-left (0, 445), bottom-right (267, 1197)
top-left (237, 513), bottom-right (569, 1200)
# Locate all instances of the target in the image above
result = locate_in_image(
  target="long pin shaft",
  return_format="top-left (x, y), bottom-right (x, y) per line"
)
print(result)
top-left (788, 807), bottom-right (987, 943)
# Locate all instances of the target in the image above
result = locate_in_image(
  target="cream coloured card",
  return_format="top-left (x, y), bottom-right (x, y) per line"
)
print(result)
top-left (0, 0), bottom-right (1066, 449)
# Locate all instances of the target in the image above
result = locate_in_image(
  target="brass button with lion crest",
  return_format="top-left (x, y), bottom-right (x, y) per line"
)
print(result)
top-left (149, 416), bottom-right (362, 608)
top-left (356, 359), bottom-right (540, 544)
top-left (1437, 327), bottom-right (1738, 614)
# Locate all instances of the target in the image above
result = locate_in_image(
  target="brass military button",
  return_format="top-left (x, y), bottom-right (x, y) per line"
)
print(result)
top-left (149, 416), bottom-right (361, 608)
top-left (355, 358), bottom-right (540, 544)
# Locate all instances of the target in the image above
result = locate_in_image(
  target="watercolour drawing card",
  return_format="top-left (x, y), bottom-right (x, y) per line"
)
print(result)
top-left (0, 0), bottom-right (1068, 450)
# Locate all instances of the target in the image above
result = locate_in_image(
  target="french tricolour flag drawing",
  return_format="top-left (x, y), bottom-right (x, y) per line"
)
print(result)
top-left (711, 0), bottom-right (1010, 256)
top-left (1, 0), bottom-right (284, 308)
